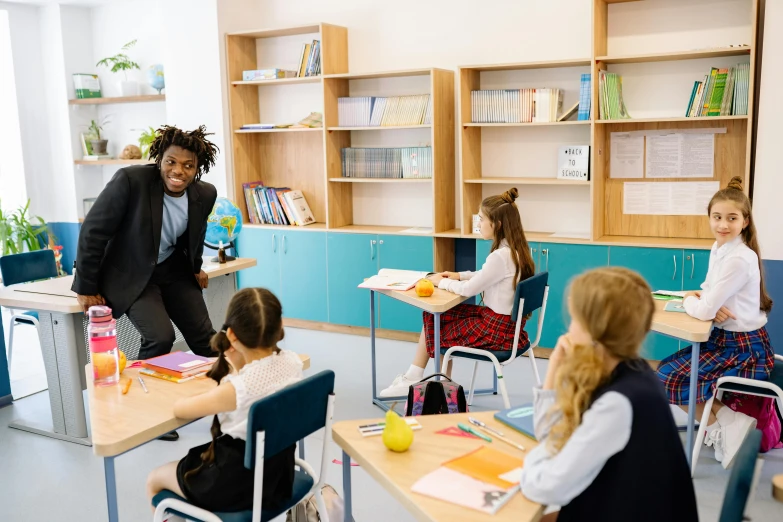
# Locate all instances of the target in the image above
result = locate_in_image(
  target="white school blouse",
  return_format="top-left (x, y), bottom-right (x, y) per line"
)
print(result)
top-left (437, 240), bottom-right (516, 315)
top-left (218, 349), bottom-right (303, 440)
top-left (683, 235), bottom-right (767, 332)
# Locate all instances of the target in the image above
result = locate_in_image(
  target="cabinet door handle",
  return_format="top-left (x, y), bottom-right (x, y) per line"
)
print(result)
top-left (691, 253), bottom-right (695, 279)
top-left (370, 239), bottom-right (377, 260)
top-left (283, 235), bottom-right (287, 254)
top-left (542, 249), bottom-right (549, 271)
top-left (672, 254), bottom-right (676, 280)
top-left (272, 234), bottom-right (277, 253)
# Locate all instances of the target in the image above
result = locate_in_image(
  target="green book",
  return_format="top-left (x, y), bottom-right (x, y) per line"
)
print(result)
top-left (707, 69), bottom-right (728, 116)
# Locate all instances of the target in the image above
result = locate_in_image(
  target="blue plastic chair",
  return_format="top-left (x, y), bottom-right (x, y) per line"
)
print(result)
top-left (718, 429), bottom-right (762, 522)
top-left (0, 250), bottom-right (58, 373)
top-left (152, 370), bottom-right (336, 522)
top-left (441, 271), bottom-right (549, 408)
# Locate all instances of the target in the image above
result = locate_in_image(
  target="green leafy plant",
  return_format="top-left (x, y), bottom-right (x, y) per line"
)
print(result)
top-left (0, 199), bottom-right (50, 256)
top-left (96, 40), bottom-right (141, 80)
top-left (87, 117), bottom-right (111, 140)
top-left (137, 126), bottom-right (158, 159)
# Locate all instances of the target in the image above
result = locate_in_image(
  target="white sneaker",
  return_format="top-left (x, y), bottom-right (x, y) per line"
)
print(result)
top-left (705, 427), bottom-right (725, 463)
top-left (379, 374), bottom-right (419, 398)
top-left (718, 408), bottom-right (757, 469)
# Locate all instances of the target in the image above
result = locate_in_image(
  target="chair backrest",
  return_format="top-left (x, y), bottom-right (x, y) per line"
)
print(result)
top-left (244, 370), bottom-right (335, 468)
top-left (718, 429), bottom-right (762, 522)
top-left (0, 250), bottom-right (58, 286)
top-left (511, 271), bottom-right (549, 321)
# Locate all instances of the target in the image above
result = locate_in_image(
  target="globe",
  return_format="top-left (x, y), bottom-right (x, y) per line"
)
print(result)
top-left (206, 197), bottom-right (243, 249)
top-left (147, 64), bottom-right (165, 94)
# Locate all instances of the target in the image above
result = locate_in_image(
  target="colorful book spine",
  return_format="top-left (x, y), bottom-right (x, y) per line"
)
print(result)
top-left (578, 74), bottom-right (591, 121)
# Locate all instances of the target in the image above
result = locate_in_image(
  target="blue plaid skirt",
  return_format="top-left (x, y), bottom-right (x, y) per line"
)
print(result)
top-left (656, 327), bottom-right (773, 404)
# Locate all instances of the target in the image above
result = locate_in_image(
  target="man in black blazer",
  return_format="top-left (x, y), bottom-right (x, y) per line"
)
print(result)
top-left (73, 125), bottom-right (220, 361)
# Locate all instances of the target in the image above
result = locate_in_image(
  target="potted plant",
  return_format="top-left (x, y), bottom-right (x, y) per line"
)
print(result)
top-left (0, 199), bottom-right (50, 256)
top-left (96, 39), bottom-right (141, 96)
top-left (137, 126), bottom-right (158, 159)
top-left (87, 117), bottom-right (111, 155)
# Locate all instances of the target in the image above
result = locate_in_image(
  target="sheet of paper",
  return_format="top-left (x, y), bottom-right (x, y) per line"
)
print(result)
top-left (646, 134), bottom-right (680, 178)
top-left (680, 133), bottom-right (715, 178)
top-left (646, 133), bottom-right (714, 179)
top-left (610, 133), bottom-right (644, 178)
top-left (623, 181), bottom-right (719, 215)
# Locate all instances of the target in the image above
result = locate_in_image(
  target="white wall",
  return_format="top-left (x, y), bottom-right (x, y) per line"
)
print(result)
top-left (0, 10), bottom-right (26, 212)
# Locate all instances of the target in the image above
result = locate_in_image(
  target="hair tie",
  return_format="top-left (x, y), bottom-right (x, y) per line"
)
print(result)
top-left (220, 323), bottom-right (229, 334)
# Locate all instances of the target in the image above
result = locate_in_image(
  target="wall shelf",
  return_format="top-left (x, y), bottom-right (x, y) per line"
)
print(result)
top-left (326, 125), bottom-right (431, 131)
top-left (464, 177), bottom-right (590, 186)
top-left (74, 159), bottom-right (154, 165)
top-left (463, 121), bottom-right (589, 127)
top-left (328, 178), bottom-right (432, 183)
top-left (68, 94), bottom-right (165, 105)
top-left (597, 47), bottom-right (751, 64)
top-left (596, 115), bottom-right (748, 124)
top-left (234, 127), bottom-right (323, 133)
top-left (231, 77), bottom-right (321, 86)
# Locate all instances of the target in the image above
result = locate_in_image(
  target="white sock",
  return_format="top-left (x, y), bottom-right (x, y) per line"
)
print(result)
top-left (716, 405), bottom-right (735, 426)
top-left (405, 364), bottom-right (425, 381)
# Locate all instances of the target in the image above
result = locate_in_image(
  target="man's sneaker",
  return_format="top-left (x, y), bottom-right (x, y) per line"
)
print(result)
top-left (705, 427), bottom-right (725, 463)
top-left (379, 374), bottom-right (419, 398)
top-left (718, 408), bottom-right (757, 469)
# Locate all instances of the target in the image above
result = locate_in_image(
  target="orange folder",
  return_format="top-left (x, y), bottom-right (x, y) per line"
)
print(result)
top-left (443, 446), bottom-right (524, 489)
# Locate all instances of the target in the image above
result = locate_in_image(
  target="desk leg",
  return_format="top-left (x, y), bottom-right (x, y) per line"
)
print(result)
top-left (370, 291), bottom-right (377, 402)
top-left (433, 312), bottom-right (441, 379)
top-left (686, 342), bottom-right (700, 467)
top-left (342, 451), bottom-right (353, 522)
top-left (105, 456), bottom-right (119, 522)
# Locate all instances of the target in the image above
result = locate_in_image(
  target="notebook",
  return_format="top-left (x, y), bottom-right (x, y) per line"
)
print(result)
top-left (358, 269), bottom-right (434, 291)
top-left (141, 352), bottom-right (214, 378)
top-left (494, 404), bottom-right (537, 440)
top-left (664, 301), bottom-right (687, 313)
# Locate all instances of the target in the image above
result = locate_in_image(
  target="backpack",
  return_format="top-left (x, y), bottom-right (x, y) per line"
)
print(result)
top-left (286, 484), bottom-right (353, 522)
top-left (722, 392), bottom-right (783, 452)
top-left (404, 374), bottom-right (468, 416)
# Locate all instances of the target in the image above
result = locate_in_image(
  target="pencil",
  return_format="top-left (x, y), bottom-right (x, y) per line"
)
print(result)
top-left (474, 425), bottom-right (525, 451)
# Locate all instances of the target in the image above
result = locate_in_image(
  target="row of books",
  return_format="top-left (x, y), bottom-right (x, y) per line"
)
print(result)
top-left (139, 352), bottom-right (213, 384)
top-left (341, 147), bottom-right (433, 179)
top-left (470, 88), bottom-right (564, 123)
top-left (598, 71), bottom-right (631, 120)
top-left (242, 183), bottom-right (316, 226)
top-left (577, 73), bottom-right (591, 121)
top-left (239, 112), bottom-right (324, 131)
top-left (337, 95), bottom-right (433, 127)
top-left (685, 63), bottom-right (749, 117)
top-left (297, 40), bottom-right (321, 77)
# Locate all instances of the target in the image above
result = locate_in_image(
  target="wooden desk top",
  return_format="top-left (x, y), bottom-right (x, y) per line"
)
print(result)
top-left (332, 411), bottom-right (542, 522)
top-left (89, 353), bottom-right (310, 457)
top-left (650, 299), bottom-right (712, 343)
top-left (0, 258), bottom-right (256, 314)
top-left (773, 474), bottom-right (783, 503)
top-left (375, 287), bottom-right (469, 314)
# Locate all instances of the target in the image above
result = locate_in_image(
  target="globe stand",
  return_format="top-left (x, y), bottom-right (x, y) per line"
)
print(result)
top-left (204, 240), bottom-right (236, 263)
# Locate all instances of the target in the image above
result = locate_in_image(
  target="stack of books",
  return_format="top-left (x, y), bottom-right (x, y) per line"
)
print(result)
top-left (139, 352), bottom-right (213, 384)
top-left (598, 71), bottom-right (631, 120)
top-left (470, 88), bottom-right (564, 123)
top-left (239, 112), bottom-right (323, 131)
top-left (685, 63), bottom-right (749, 117)
top-left (297, 40), bottom-right (321, 77)
top-left (578, 73), bottom-right (591, 121)
top-left (341, 147), bottom-right (433, 179)
top-left (243, 183), bottom-right (316, 226)
top-left (337, 95), bottom-right (432, 127)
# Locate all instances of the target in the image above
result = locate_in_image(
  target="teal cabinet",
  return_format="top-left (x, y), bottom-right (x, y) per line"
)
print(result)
top-left (539, 243), bottom-right (609, 349)
top-left (327, 233), bottom-right (378, 327)
top-left (476, 239), bottom-right (492, 269)
top-left (609, 247), bottom-right (683, 360)
top-left (279, 230), bottom-right (328, 322)
top-left (684, 249), bottom-right (710, 291)
top-left (379, 235), bottom-right (434, 332)
top-left (235, 227), bottom-right (281, 297)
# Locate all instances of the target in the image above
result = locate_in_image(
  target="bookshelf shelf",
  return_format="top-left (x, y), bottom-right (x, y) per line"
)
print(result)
top-left (74, 159), bottom-right (154, 165)
top-left (231, 77), bottom-right (321, 86)
top-left (68, 94), bottom-right (165, 105)
top-left (234, 127), bottom-right (323, 133)
top-left (230, 25), bottom-right (321, 39)
top-left (596, 115), bottom-right (748, 124)
top-left (323, 68), bottom-right (443, 80)
top-left (464, 177), bottom-right (590, 186)
top-left (597, 47), bottom-right (751, 64)
top-left (462, 121), bottom-right (589, 128)
top-left (326, 125), bottom-right (431, 131)
top-left (329, 178), bottom-right (432, 183)
top-left (459, 59), bottom-right (592, 72)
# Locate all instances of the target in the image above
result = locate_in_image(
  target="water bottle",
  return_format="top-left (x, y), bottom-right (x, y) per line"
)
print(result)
top-left (88, 305), bottom-right (119, 386)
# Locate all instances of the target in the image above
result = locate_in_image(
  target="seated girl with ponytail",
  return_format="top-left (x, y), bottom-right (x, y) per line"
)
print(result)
top-left (146, 288), bottom-right (304, 513)
top-left (520, 267), bottom-right (697, 522)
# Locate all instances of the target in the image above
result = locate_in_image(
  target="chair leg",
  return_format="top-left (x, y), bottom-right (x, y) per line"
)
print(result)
top-left (467, 361), bottom-right (478, 406)
top-left (691, 395), bottom-right (716, 477)
top-left (7, 320), bottom-right (16, 374)
top-left (495, 364), bottom-right (511, 409)
top-left (314, 486), bottom-right (329, 522)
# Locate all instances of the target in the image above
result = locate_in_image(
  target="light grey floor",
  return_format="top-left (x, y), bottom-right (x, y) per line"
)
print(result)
top-left (1, 325), bottom-right (782, 522)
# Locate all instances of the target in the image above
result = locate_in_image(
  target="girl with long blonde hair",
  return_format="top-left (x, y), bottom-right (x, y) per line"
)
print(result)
top-left (520, 267), bottom-right (697, 522)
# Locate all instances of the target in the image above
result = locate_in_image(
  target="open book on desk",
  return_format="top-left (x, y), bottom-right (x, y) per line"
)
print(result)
top-left (357, 269), bottom-right (434, 291)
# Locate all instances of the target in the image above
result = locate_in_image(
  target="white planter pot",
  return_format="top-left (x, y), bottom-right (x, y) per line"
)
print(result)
top-left (119, 80), bottom-right (140, 97)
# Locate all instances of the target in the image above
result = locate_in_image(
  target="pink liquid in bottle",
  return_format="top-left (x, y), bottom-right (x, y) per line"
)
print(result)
top-left (88, 305), bottom-right (119, 386)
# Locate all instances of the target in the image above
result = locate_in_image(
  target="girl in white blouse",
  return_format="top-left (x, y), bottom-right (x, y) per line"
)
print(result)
top-left (146, 288), bottom-right (303, 513)
top-left (656, 176), bottom-right (774, 469)
top-left (380, 188), bottom-right (536, 397)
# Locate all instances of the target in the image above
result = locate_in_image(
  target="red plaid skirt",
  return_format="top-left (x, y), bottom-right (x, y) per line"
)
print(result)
top-left (656, 327), bottom-right (774, 405)
top-left (422, 304), bottom-right (525, 358)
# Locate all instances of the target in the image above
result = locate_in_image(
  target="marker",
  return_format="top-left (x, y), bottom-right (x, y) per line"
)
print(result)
top-left (138, 376), bottom-right (149, 393)
top-left (457, 422), bottom-right (492, 442)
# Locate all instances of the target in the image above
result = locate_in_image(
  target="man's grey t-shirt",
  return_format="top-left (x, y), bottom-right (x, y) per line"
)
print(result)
top-left (158, 192), bottom-right (189, 263)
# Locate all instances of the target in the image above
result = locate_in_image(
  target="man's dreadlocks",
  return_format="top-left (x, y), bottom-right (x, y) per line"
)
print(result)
top-left (148, 125), bottom-right (219, 181)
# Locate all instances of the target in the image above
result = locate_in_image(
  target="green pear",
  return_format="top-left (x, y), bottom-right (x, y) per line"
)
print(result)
top-left (382, 409), bottom-right (414, 452)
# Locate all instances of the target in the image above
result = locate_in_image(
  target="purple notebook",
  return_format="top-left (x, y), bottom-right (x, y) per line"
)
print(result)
top-left (142, 352), bottom-right (213, 376)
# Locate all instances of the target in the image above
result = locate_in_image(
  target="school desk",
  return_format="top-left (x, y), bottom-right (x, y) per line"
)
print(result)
top-left (773, 474), bottom-right (783, 503)
top-left (89, 354), bottom-right (310, 522)
top-left (0, 258), bottom-right (256, 445)
top-left (650, 299), bottom-right (713, 466)
top-left (367, 287), bottom-right (469, 410)
top-left (332, 410), bottom-right (542, 522)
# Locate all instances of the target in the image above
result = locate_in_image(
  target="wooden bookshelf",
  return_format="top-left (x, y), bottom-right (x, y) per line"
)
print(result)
top-left (596, 47), bottom-right (751, 65)
top-left (464, 177), bottom-right (590, 186)
top-left (231, 77), bottom-right (321, 86)
top-left (68, 94), bottom-right (165, 105)
top-left (462, 121), bottom-right (589, 128)
top-left (326, 125), bottom-right (432, 131)
top-left (234, 127), bottom-right (323, 134)
top-left (328, 178), bottom-right (432, 183)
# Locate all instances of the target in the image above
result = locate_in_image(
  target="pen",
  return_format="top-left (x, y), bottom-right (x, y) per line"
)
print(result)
top-left (457, 422), bottom-right (492, 442)
top-left (138, 376), bottom-right (149, 393)
top-left (469, 417), bottom-right (505, 437)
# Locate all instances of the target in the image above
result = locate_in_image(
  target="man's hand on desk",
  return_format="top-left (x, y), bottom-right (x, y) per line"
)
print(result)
top-left (76, 294), bottom-right (106, 313)
top-left (195, 270), bottom-right (209, 289)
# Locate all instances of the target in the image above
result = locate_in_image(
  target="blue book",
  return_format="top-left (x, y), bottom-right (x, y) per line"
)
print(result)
top-left (664, 301), bottom-right (687, 313)
top-left (494, 404), bottom-right (536, 440)
top-left (578, 73), bottom-right (591, 121)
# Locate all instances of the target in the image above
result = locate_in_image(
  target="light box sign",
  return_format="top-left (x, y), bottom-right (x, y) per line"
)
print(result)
top-left (557, 145), bottom-right (590, 181)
